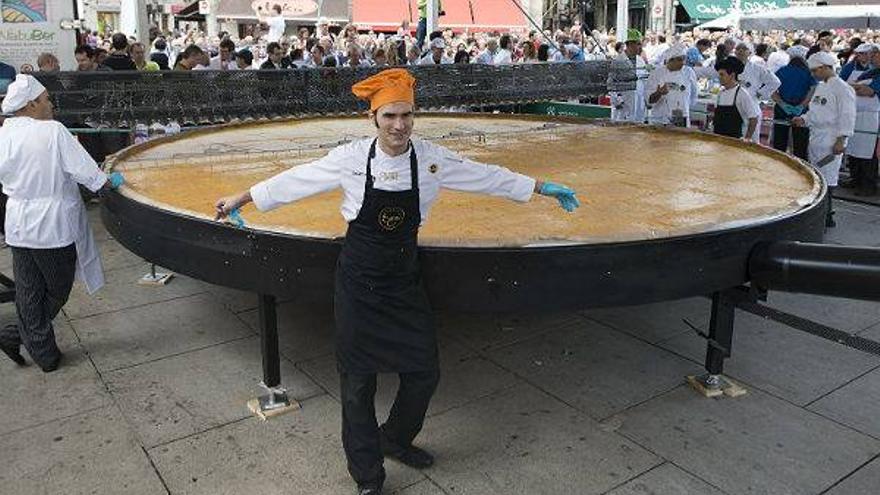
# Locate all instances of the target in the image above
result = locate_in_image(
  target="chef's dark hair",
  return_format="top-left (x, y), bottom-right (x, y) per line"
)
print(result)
top-left (715, 55), bottom-right (744, 76)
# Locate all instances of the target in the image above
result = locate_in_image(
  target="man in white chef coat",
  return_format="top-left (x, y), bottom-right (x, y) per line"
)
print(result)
top-left (842, 43), bottom-right (880, 197)
top-left (793, 52), bottom-right (857, 227)
top-left (0, 75), bottom-right (122, 371)
top-left (610, 29), bottom-right (648, 123)
top-left (214, 68), bottom-right (580, 495)
top-left (734, 42), bottom-right (781, 143)
top-left (646, 44), bottom-right (699, 127)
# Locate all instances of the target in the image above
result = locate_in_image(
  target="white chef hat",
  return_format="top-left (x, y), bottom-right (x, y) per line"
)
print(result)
top-left (430, 38), bottom-right (446, 50)
top-left (786, 45), bottom-right (809, 60)
top-left (1, 74), bottom-right (46, 115)
top-left (807, 51), bottom-right (837, 69)
top-left (854, 42), bottom-right (878, 54)
top-left (664, 43), bottom-right (687, 61)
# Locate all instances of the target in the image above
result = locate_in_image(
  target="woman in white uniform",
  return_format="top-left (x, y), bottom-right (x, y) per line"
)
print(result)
top-left (646, 44), bottom-right (699, 127)
top-left (0, 75), bottom-right (123, 371)
top-left (793, 52), bottom-right (857, 227)
top-left (214, 69), bottom-right (580, 495)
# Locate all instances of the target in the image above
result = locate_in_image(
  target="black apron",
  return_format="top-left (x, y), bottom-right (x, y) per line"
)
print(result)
top-left (334, 139), bottom-right (438, 374)
top-left (714, 85), bottom-right (745, 139)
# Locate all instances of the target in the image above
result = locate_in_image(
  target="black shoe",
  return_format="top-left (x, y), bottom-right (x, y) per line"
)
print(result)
top-left (0, 339), bottom-right (25, 366)
top-left (381, 437), bottom-right (434, 469)
top-left (357, 486), bottom-right (382, 495)
top-left (40, 352), bottom-right (63, 373)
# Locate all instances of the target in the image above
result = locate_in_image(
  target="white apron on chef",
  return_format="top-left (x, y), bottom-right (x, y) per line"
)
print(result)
top-left (802, 77), bottom-right (857, 187)
top-left (845, 69), bottom-right (880, 160)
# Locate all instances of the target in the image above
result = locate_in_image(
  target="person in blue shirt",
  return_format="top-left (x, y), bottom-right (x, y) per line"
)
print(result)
top-left (0, 61), bottom-right (16, 96)
top-left (771, 45), bottom-right (815, 160)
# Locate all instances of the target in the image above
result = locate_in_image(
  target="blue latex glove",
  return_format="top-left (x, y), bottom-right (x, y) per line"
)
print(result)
top-left (228, 207), bottom-right (246, 228)
top-left (790, 104), bottom-right (804, 116)
top-left (539, 182), bottom-right (580, 212)
top-left (108, 171), bottom-right (125, 189)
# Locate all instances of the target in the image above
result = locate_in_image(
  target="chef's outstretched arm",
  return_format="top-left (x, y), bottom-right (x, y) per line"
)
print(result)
top-left (434, 143), bottom-right (580, 212)
top-left (215, 144), bottom-right (346, 220)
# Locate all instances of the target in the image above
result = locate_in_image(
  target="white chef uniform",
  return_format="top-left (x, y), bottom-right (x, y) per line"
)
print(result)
top-left (802, 75), bottom-right (857, 187)
top-left (0, 117), bottom-right (108, 293)
top-left (844, 62), bottom-right (880, 160)
top-left (610, 52), bottom-right (648, 123)
top-left (250, 137), bottom-right (535, 221)
top-left (645, 65), bottom-right (699, 126)
top-left (738, 61), bottom-right (781, 141)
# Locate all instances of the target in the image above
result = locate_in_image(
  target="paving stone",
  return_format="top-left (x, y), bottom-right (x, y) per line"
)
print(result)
top-left (239, 299), bottom-right (337, 363)
top-left (105, 336), bottom-right (322, 448)
top-left (583, 298), bottom-right (710, 344)
top-left (825, 455), bottom-right (880, 495)
top-left (206, 284), bottom-right (260, 313)
top-left (71, 293), bottom-right (255, 372)
top-left (64, 262), bottom-right (208, 319)
top-left (419, 385), bottom-right (660, 495)
top-left (96, 237), bottom-right (146, 273)
top-left (604, 463), bottom-right (726, 495)
top-left (616, 386), bottom-right (880, 495)
top-left (487, 320), bottom-right (698, 420)
top-left (300, 337), bottom-right (519, 420)
top-left (659, 311), bottom-right (880, 405)
top-left (0, 246), bottom-right (11, 272)
top-left (0, 406), bottom-right (166, 495)
top-left (809, 366), bottom-right (880, 439)
top-left (824, 201), bottom-right (880, 247)
top-left (762, 291), bottom-right (880, 334)
top-left (0, 316), bottom-right (110, 435)
top-left (436, 310), bottom-right (586, 351)
top-left (858, 321), bottom-right (880, 341)
top-left (149, 394), bottom-right (424, 494)
top-left (395, 480), bottom-right (447, 494)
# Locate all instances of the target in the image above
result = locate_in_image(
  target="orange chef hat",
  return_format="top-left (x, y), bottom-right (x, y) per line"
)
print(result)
top-left (351, 68), bottom-right (416, 112)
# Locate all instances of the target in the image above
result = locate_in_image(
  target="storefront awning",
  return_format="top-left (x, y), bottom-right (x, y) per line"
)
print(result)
top-left (352, 0), bottom-right (528, 32)
top-left (678, 0), bottom-right (788, 21)
top-left (216, 0), bottom-right (348, 23)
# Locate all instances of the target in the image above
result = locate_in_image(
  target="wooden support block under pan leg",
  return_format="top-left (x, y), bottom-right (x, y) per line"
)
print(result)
top-left (686, 374), bottom-right (748, 398)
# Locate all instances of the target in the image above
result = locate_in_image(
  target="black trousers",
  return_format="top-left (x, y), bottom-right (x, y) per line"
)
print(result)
top-left (340, 369), bottom-right (440, 488)
top-left (847, 156), bottom-right (879, 193)
top-left (773, 105), bottom-right (810, 161)
top-left (0, 244), bottom-right (76, 368)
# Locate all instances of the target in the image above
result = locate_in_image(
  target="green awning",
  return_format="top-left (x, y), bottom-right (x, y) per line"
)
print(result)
top-left (678, 0), bottom-right (788, 20)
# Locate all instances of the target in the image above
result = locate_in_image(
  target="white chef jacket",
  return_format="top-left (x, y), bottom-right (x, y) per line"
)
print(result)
top-left (645, 65), bottom-right (699, 126)
top-left (250, 137), bottom-right (536, 223)
top-left (207, 55), bottom-right (238, 70)
top-left (266, 16), bottom-right (286, 43)
top-left (802, 76), bottom-right (856, 186)
top-left (418, 53), bottom-right (452, 65)
top-left (739, 61), bottom-right (780, 141)
top-left (610, 53), bottom-right (648, 123)
top-left (493, 49), bottom-right (513, 65)
top-left (0, 117), bottom-right (107, 292)
top-left (844, 66), bottom-right (880, 159)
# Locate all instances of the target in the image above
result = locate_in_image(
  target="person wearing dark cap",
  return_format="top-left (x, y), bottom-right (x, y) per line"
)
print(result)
top-left (713, 56), bottom-right (759, 140)
top-left (214, 68), bottom-right (580, 495)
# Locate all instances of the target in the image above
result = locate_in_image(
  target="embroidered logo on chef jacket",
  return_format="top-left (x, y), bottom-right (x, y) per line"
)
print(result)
top-left (813, 96), bottom-right (828, 105)
top-left (378, 171), bottom-right (400, 182)
top-left (429, 164), bottom-right (438, 174)
top-left (378, 206), bottom-right (406, 231)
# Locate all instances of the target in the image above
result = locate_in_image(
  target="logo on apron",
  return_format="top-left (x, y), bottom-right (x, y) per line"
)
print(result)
top-left (378, 206), bottom-right (406, 231)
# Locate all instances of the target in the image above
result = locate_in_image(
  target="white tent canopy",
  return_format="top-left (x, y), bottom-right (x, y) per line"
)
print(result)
top-left (696, 12), bottom-right (741, 30)
top-left (739, 5), bottom-right (880, 31)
